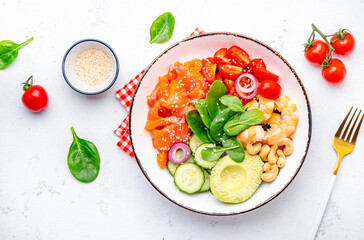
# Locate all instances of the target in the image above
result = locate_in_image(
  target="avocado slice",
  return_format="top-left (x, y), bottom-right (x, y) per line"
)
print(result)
top-left (210, 154), bottom-right (263, 203)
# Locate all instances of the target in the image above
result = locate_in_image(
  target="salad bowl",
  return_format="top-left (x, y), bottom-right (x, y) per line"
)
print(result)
top-left (129, 32), bottom-right (312, 215)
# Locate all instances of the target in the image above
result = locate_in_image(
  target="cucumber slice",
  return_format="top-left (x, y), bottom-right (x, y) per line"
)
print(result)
top-left (174, 163), bottom-right (204, 194)
top-left (199, 170), bottom-right (210, 192)
top-left (189, 134), bottom-right (204, 154)
top-left (195, 143), bottom-right (218, 169)
top-left (167, 156), bottom-right (194, 176)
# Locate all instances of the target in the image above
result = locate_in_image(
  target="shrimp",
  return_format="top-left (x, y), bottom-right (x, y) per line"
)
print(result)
top-left (237, 125), bottom-right (266, 147)
top-left (238, 95), bottom-right (298, 146)
top-left (265, 96), bottom-right (298, 145)
top-left (247, 94), bottom-right (275, 121)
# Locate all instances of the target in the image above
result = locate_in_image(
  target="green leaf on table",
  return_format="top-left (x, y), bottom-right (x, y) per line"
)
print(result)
top-left (67, 127), bottom-right (100, 183)
top-left (0, 37), bottom-right (33, 70)
top-left (149, 12), bottom-right (175, 44)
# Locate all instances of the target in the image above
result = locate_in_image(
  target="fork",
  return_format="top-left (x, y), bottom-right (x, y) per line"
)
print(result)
top-left (309, 107), bottom-right (364, 240)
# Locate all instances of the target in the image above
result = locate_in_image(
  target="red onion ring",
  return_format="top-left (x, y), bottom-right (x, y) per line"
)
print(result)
top-left (168, 142), bottom-right (191, 165)
top-left (234, 73), bottom-right (259, 100)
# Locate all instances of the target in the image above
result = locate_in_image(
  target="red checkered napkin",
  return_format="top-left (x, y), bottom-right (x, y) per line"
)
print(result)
top-left (114, 28), bottom-right (206, 158)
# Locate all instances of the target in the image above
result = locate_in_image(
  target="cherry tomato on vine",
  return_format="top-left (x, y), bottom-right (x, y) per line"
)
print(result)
top-left (218, 64), bottom-right (244, 80)
top-left (226, 46), bottom-right (250, 68)
top-left (304, 40), bottom-right (329, 66)
top-left (213, 48), bottom-right (230, 64)
top-left (201, 57), bottom-right (217, 83)
top-left (330, 31), bottom-right (355, 56)
top-left (321, 59), bottom-right (346, 84)
top-left (257, 80), bottom-right (282, 100)
top-left (21, 76), bottom-right (49, 113)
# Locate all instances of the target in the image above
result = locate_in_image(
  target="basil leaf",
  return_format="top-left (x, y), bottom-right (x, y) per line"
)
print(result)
top-left (0, 37), bottom-right (33, 70)
top-left (210, 108), bottom-right (236, 142)
top-left (67, 127), bottom-right (100, 183)
top-left (223, 138), bottom-right (245, 163)
top-left (206, 81), bottom-right (228, 119)
top-left (223, 109), bottom-right (265, 136)
top-left (149, 12), bottom-right (175, 44)
top-left (186, 110), bottom-right (211, 143)
top-left (195, 99), bottom-right (212, 128)
top-left (201, 146), bottom-right (226, 162)
top-left (219, 95), bottom-right (246, 112)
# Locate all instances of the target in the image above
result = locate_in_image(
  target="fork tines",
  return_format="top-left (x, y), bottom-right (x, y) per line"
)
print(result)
top-left (335, 107), bottom-right (364, 143)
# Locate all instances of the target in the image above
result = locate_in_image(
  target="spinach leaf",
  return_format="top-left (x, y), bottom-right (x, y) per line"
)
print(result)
top-left (67, 127), bottom-right (100, 183)
top-left (223, 138), bottom-right (245, 163)
top-left (223, 109), bottom-right (265, 136)
top-left (149, 12), bottom-right (175, 44)
top-left (195, 99), bottom-right (212, 128)
top-left (201, 145), bottom-right (239, 162)
top-left (210, 108), bottom-right (236, 142)
top-left (186, 110), bottom-right (211, 143)
top-left (206, 81), bottom-right (227, 119)
top-left (206, 129), bottom-right (216, 143)
top-left (0, 37), bottom-right (33, 70)
top-left (219, 95), bottom-right (246, 112)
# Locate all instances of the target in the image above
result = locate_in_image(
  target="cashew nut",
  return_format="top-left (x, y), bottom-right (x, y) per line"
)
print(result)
top-left (263, 162), bottom-right (272, 172)
top-left (246, 142), bottom-right (262, 155)
top-left (277, 138), bottom-right (294, 156)
top-left (259, 144), bottom-right (270, 161)
top-left (277, 149), bottom-right (286, 168)
top-left (268, 144), bottom-right (278, 165)
top-left (262, 164), bottom-right (278, 182)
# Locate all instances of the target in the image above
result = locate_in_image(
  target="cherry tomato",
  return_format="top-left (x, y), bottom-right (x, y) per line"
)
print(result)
top-left (330, 32), bottom-right (355, 56)
top-left (21, 76), bottom-right (48, 113)
top-left (218, 64), bottom-right (244, 80)
top-left (253, 67), bottom-right (279, 82)
top-left (201, 57), bottom-right (217, 83)
top-left (248, 58), bottom-right (266, 71)
top-left (215, 72), bottom-right (223, 81)
top-left (226, 46), bottom-right (250, 68)
top-left (223, 78), bottom-right (235, 93)
top-left (304, 40), bottom-right (329, 66)
top-left (213, 48), bottom-right (230, 64)
top-left (257, 80), bottom-right (282, 100)
top-left (321, 59), bottom-right (346, 84)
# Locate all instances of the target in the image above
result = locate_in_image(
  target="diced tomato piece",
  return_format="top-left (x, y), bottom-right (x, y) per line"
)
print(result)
top-left (218, 64), bottom-right (244, 80)
top-left (157, 151), bottom-right (168, 168)
top-left (253, 68), bottom-right (279, 82)
top-left (226, 46), bottom-right (250, 68)
top-left (214, 48), bottom-right (230, 64)
top-left (201, 57), bottom-right (217, 83)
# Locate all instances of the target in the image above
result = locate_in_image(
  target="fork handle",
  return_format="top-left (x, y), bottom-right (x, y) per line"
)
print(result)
top-left (333, 155), bottom-right (343, 175)
top-left (309, 174), bottom-right (337, 240)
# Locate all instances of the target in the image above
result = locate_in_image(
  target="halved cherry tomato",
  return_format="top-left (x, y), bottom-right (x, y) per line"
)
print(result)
top-left (218, 64), bottom-right (244, 80)
top-left (213, 48), bottom-right (230, 64)
top-left (223, 78), bottom-right (235, 92)
top-left (253, 67), bottom-right (279, 82)
top-left (226, 46), bottom-right (250, 68)
top-left (249, 58), bottom-right (266, 70)
top-left (215, 72), bottom-right (223, 81)
top-left (257, 80), bottom-right (282, 100)
top-left (321, 58), bottom-right (346, 84)
top-left (201, 57), bottom-right (217, 83)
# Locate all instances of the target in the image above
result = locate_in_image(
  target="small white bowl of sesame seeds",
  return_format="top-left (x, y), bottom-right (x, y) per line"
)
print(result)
top-left (62, 39), bottom-right (119, 95)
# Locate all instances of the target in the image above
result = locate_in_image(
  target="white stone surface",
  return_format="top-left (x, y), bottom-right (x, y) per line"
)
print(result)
top-left (0, 0), bottom-right (363, 239)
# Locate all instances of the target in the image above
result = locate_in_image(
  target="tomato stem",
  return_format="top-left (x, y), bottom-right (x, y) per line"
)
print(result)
top-left (311, 24), bottom-right (335, 52)
top-left (22, 75), bottom-right (34, 91)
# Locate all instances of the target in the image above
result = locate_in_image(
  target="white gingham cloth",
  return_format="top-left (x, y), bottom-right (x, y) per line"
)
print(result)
top-left (114, 28), bottom-right (206, 158)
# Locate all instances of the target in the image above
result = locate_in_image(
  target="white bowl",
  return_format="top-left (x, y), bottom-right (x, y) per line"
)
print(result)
top-left (62, 39), bottom-right (119, 95)
top-left (129, 32), bottom-right (312, 215)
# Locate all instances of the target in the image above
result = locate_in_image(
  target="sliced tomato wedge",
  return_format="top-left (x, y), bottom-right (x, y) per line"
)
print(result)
top-left (213, 48), bottom-right (230, 64)
top-left (226, 46), bottom-right (250, 68)
top-left (218, 64), bottom-right (244, 80)
top-left (253, 68), bottom-right (279, 82)
top-left (201, 57), bottom-right (217, 83)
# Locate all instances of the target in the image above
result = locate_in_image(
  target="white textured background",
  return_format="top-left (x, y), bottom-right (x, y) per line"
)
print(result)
top-left (1, 0), bottom-right (364, 239)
